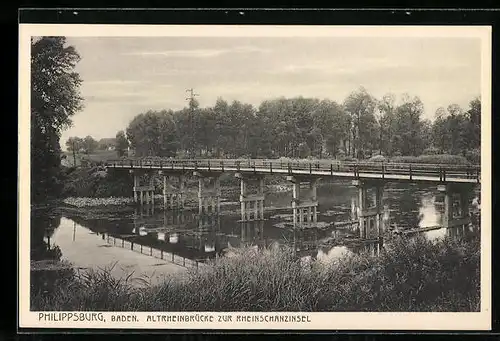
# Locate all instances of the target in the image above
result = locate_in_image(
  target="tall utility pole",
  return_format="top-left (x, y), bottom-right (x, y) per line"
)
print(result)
top-left (185, 88), bottom-right (199, 106)
top-left (186, 88), bottom-right (199, 157)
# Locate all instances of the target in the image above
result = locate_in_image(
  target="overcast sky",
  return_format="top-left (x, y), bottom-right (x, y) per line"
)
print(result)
top-left (60, 36), bottom-right (481, 146)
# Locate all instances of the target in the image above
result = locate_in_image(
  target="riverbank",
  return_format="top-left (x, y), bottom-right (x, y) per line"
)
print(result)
top-left (31, 232), bottom-right (480, 312)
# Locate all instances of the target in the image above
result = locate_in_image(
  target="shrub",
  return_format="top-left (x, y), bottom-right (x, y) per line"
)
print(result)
top-left (31, 233), bottom-right (480, 312)
top-left (423, 147), bottom-right (440, 155)
top-left (465, 149), bottom-right (480, 164)
top-left (62, 167), bottom-right (133, 198)
top-left (368, 155), bottom-right (387, 162)
top-left (417, 154), bottom-right (470, 165)
top-left (340, 156), bottom-right (358, 162)
top-left (390, 154), bottom-right (470, 165)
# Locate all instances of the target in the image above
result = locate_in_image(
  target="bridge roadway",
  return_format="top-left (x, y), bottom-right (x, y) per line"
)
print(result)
top-left (105, 158), bottom-right (480, 184)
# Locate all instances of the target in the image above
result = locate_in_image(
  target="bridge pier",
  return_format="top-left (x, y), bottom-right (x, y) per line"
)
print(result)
top-left (160, 171), bottom-right (186, 210)
top-left (287, 176), bottom-right (319, 229)
top-left (235, 173), bottom-right (265, 222)
top-left (352, 179), bottom-right (384, 240)
top-left (194, 171), bottom-right (221, 215)
top-left (131, 170), bottom-right (155, 206)
top-left (438, 183), bottom-right (472, 229)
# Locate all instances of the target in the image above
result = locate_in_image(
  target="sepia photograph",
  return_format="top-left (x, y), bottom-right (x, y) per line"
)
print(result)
top-left (18, 23), bottom-right (491, 330)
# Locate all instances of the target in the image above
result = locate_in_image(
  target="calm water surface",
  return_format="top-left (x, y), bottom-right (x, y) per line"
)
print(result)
top-left (32, 181), bottom-right (480, 283)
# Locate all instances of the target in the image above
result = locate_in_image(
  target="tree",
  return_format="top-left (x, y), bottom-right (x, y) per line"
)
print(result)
top-left (115, 130), bottom-right (129, 157)
top-left (311, 99), bottom-right (346, 158)
top-left (392, 94), bottom-right (426, 156)
top-left (377, 94), bottom-right (396, 156)
top-left (97, 137), bottom-right (116, 150)
top-left (465, 97), bottom-right (481, 149)
top-left (31, 36), bottom-right (83, 203)
top-left (65, 136), bottom-right (83, 167)
top-left (82, 135), bottom-right (98, 154)
top-left (432, 107), bottom-right (451, 153)
top-left (126, 110), bottom-right (178, 157)
top-left (65, 136), bottom-right (83, 153)
top-left (343, 87), bottom-right (378, 158)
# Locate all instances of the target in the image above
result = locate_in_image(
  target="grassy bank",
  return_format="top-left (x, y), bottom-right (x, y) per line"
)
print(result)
top-left (32, 233), bottom-right (479, 312)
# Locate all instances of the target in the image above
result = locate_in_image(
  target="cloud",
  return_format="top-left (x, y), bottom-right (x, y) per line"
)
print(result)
top-left (268, 56), bottom-right (471, 79)
top-left (122, 46), bottom-right (270, 58)
top-left (84, 80), bottom-right (144, 86)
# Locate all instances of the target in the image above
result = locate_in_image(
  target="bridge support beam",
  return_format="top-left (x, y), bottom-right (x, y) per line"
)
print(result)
top-left (235, 173), bottom-right (265, 222)
top-left (287, 176), bottom-right (319, 229)
top-left (194, 171), bottom-right (221, 215)
top-left (160, 171), bottom-right (186, 210)
top-left (437, 183), bottom-right (473, 229)
top-left (352, 179), bottom-right (384, 240)
top-left (130, 170), bottom-right (155, 206)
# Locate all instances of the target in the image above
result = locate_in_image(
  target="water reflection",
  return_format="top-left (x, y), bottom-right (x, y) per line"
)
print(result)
top-left (31, 208), bottom-right (62, 261)
top-left (32, 182), bottom-right (481, 274)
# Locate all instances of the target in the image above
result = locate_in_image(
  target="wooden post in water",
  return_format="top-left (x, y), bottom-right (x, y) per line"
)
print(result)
top-left (375, 184), bottom-right (384, 238)
top-left (438, 183), bottom-right (473, 230)
top-left (215, 177), bottom-right (221, 213)
top-left (133, 172), bottom-right (138, 203)
top-left (236, 173), bottom-right (265, 222)
top-left (240, 177), bottom-right (246, 221)
top-left (180, 175), bottom-right (186, 209)
top-left (292, 179), bottom-right (299, 227)
top-left (259, 178), bottom-right (265, 219)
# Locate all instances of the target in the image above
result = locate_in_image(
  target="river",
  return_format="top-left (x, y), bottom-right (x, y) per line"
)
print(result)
top-left (30, 180), bottom-right (481, 286)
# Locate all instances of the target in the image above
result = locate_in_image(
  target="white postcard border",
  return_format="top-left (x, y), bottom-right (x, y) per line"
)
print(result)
top-left (18, 23), bottom-right (492, 331)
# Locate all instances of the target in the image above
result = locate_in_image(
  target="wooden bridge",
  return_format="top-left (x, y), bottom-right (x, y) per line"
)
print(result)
top-left (104, 157), bottom-right (480, 241)
top-left (105, 158), bottom-right (480, 184)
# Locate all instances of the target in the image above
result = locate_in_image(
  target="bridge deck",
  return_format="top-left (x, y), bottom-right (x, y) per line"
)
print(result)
top-left (105, 158), bottom-right (480, 184)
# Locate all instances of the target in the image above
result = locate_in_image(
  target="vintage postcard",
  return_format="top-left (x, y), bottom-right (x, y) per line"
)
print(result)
top-left (18, 23), bottom-right (492, 330)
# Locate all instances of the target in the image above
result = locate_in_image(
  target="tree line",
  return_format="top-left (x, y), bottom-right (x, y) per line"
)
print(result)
top-left (65, 133), bottom-right (129, 156)
top-left (124, 89), bottom-right (481, 161)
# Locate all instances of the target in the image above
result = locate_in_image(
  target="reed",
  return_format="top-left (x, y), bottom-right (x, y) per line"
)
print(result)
top-left (31, 233), bottom-right (480, 312)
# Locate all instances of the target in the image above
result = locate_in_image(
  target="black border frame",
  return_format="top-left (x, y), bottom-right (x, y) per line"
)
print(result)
top-left (15, 7), bottom-right (500, 337)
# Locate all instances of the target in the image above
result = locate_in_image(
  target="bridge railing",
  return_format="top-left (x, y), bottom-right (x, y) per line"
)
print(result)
top-left (105, 158), bottom-right (480, 182)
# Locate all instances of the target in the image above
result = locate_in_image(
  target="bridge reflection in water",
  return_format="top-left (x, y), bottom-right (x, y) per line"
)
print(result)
top-left (92, 205), bottom-right (478, 270)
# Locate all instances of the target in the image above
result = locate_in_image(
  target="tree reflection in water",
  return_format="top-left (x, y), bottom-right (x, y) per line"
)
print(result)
top-left (31, 207), bottom-right (62, 261)
top-left (30, 207), bottom-right (74, 309)
top-left (389, 185), bottom-right (423, 230)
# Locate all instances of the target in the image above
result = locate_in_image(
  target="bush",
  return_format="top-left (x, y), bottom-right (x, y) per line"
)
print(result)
top-left (390, 154), bottom-right (470, 165)
top-left (465, 149), bottom-right (480, 164)
top-left (368, 155), bottom-right (387, 162)
top-left (423, 147), bottom-right (440, 155)
top-left (62, 167), bottom-right (133, 198)
top-left (339, 156), bottom-right (358, 162)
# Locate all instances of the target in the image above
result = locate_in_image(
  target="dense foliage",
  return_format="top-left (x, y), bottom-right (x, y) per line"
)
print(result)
top-left (122, 88), bottom-right (481, 161)
top-left (61, 166), bottom-right (133, 198)
top-left (31, 37), bottom-right (83, 203)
